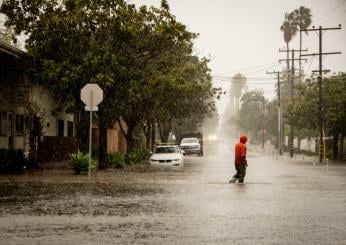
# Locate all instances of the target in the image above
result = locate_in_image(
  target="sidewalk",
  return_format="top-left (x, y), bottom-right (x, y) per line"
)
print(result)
top-left (249, 143), bottom-right (345, 165)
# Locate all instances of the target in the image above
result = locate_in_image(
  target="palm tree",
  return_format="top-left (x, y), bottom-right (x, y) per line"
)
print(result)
top-left (292, 6), bottom-right (312, 81)
top-left (280, 13), bottom-right (298, 158)
top-left (280, 13), bottom-right (298, 70)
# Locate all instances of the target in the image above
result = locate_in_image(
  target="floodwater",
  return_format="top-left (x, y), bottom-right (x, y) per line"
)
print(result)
top-left (0, 141), bottom-right (346, 244)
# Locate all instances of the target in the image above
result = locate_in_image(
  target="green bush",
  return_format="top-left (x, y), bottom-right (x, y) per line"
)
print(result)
top-left (107, 152), bottom-right (125, 169)
top-left (125, 148), bottom-right (150, 165)
top-left (69, 151), bottom-right (97, 174)
top-left (0, 148), bottom-right (26, 174)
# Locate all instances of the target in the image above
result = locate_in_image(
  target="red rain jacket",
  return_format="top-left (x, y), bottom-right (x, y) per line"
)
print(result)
top-left (234, 135), bottom-right (247, 165)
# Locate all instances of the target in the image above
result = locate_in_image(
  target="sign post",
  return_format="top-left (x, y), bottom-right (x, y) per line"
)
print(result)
top-left (81, 84), bottom-right (103, 178)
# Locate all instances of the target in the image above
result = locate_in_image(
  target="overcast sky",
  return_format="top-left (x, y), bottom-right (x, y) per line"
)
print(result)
top-left (1, 0), bottom-right (345, 113)
top-left (132, 0), bottom-right (346, 113)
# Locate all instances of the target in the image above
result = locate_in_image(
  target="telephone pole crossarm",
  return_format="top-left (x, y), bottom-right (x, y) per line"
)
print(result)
top-left (301, 52), bottom-right (341, 57)
top-left (279, 58), bottom-right (307, 63)
top-left (279, 48), bottom-right (308, 52)
top-left (301, 25), bottom-right (341, 32)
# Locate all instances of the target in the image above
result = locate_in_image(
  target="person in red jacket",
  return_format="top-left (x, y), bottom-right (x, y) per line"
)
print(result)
top-left (229, 135), bottom-right (248, 183)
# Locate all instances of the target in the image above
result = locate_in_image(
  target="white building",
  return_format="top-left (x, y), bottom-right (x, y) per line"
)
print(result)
top-left (0, 40), bottom-right (75, 158)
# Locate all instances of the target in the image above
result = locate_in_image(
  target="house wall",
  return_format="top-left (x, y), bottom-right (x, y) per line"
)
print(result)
top-left (0, 84), bottom-right (75, 151)
top-left (0, 42), bottom-right (76, 162)
top-left (31, 85), bottom-right (74, 138)
top-left (92, 121), bottom-right (127, 153)
top-left (0, 97), bottom-right (27, 150)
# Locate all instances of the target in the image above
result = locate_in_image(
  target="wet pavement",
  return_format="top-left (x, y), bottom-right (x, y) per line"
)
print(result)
top-left (0, 142), bottom-right (346, 244)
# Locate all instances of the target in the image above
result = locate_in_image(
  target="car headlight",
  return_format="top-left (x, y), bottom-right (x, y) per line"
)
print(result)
top-left (150, 159), bottom-right (158, 162)
top-left (172, 159), bottom-right (180, 161)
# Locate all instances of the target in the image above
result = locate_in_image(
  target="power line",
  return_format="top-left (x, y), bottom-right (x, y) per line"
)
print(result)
top-left (320, 9), bottom-right (346, 25)
top-left (326, 32), bottom-right (346, 46)
top-left (314, 0), bottom-right (346, 23)
top-left (212, 75), bottom-right (277, 80)
top-left (212, 80), bottom-right (277, 85)
top-left (304, 56), bottom-right (317, 74)
top-left (212, 61), bottom-right (280, 76)
top-left (242, 63), bottom-right (282, 76)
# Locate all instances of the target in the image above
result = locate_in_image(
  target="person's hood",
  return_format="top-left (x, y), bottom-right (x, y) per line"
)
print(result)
top-left (240, 135), bottom-right (248, 144)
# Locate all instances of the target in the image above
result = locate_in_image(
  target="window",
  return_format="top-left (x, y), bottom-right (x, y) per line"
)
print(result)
top-left (155, 146), bottom-right (179, 154)
top-left (67, 121), bottom-right (74, 137)
top-left (0, 112), bottom-right (7, 136)
top-left (181, 138), bottom-right (199, 144)
top-left (58, 120), bottom-right (64, 137)
top-left (15, 114), bottom-right (24, 136)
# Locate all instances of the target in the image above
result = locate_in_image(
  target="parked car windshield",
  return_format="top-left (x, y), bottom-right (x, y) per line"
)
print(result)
top-left (181, 138), bottom-right (199, 144)
top-left (154, 146), bottom-right (179, 154)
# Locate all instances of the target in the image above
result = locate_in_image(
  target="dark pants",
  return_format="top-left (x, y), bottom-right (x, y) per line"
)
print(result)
top-left (233, 164), bottom-right (246, 183)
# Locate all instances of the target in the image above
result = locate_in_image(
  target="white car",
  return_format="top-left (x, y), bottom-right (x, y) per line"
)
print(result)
top-left (149, 144), bottom-right (184, 166)
top-left (179, 137), bottom-right (202, 156)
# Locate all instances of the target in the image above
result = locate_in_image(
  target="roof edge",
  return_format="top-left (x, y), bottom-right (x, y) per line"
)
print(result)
top-left (0, 40), bottom-right (27, 58)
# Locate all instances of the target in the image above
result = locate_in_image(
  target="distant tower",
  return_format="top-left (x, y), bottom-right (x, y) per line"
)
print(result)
top-left (230, 73), bottom-right (247, 116)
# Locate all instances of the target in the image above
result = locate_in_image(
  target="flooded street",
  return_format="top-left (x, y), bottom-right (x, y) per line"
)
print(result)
top-left (1, 142), bottom-right (346, 245)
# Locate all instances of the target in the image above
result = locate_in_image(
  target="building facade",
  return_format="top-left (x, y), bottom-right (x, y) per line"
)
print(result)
top-left (0, 40), bottom-right (74, 154)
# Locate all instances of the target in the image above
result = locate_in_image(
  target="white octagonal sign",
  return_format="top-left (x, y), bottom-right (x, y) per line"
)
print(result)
top-left (81, 83), bottom-right (103, 111)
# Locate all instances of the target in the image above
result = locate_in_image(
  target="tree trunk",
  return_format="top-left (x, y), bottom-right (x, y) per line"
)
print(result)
top-left (75, 111), bottom-right (89, 152)
top-left (332, 133), bottom-right (338, 160)
top-left (158, 119), bottom-right (172, 143)
top-left (173, 125), bottom-right (182, 146)
top-left (126, 131), bottom-right (136, 152)
top-left (340, 133), bottom-right (344, 159)
top-left (299, 18), bottom-right (302, 83)
top-left (98, 123), bottom-right (108, 169)
top-left (286, 42), bottom-right (290, 70)
top-left (261, 129), bottom-right (264, 148)
top-left (151, 120), bottom-right (156, 151)
top-left (117, 118), bottom-right (136, 153)
top-left (145, 123), bottom-right (151, 149)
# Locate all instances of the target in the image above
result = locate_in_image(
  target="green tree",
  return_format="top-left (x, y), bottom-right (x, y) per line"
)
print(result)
top-left (288, 74), bottom-right (346, 159)
top-left (264, 99), bottom-right (279, 147)
top-left (324, 73), bottom-right (346, 159)
top-left (1, 0), bottom-right (150, 166)
top-left (115, 2), bottom-right (210, 148)
top-left (238, 89), bottom-right (267, 144)
top-left (155, 56), bottom-right (214, 143)
top-left (1, 0), bottom-right (215, 165)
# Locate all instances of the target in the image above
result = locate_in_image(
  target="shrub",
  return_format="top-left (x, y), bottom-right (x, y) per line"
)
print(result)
top-left (92, 147), bottom-right (99, 159)
top-left (69, 151), bottom-right (97, 174)
top-left (107, 152), bottom-right (125, 169)
top-left (125, 148), bottom-right (150, 165)
top-left (0, 149), bottom-right (26, 174)
top-left (0, 149), bottom-right (25, 173)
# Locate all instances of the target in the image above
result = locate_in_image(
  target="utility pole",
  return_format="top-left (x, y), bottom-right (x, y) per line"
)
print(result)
top-left (300, 25), bottom-right (342, 164)
top-left (266, 71), bottom-right (283, 155)
top-left (279, 49), bottom-right (307, 157)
